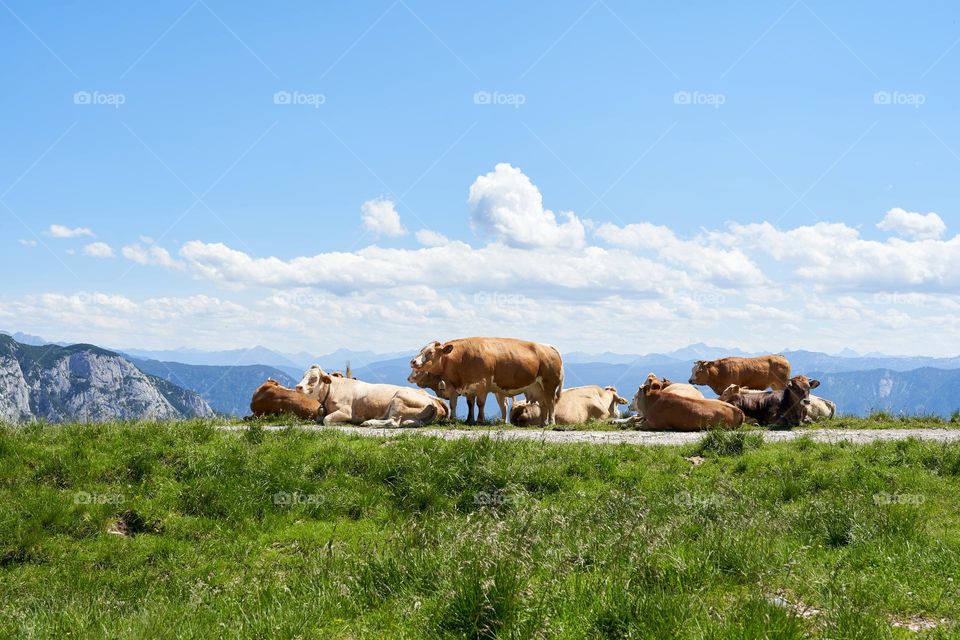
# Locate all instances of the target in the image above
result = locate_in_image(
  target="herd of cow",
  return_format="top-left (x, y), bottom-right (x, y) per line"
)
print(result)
top-left (249, 336), bottom-right (837, 430)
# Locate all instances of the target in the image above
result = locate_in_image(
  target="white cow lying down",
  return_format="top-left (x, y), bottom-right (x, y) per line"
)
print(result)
top-left (297, 365), bottom-right (449, 427)
top-left (510, 385), bottom-right (628, 426)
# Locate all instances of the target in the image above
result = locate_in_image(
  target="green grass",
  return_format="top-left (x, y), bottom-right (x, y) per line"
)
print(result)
top-left (2, 421), bottom-right (960, 638)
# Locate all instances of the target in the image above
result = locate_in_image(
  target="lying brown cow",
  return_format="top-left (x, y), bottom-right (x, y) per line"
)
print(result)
top-left (410, 337), bottom-right (564, 425)
top-left (689, 355), bottom-right (791, 394)
top-left (250, 379), bottom-right (322, 420)
top-left (629, 380), bottom-right (744, 431)
top-left (297, 365), bottom-right (448, 427)
top-left (510, 385), bottom-right (627, 426)
top-left (718, 375), bottom-right (820, 427)
top-left (407, 368), bottom-right (508, 423)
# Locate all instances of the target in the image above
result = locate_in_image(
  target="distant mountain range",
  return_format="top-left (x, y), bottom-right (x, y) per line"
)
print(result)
top-left (0, 336), bottom-right (214, 424)
top-left (4, 331), bottom-right (960, 419)
top-left (131, 358), bottom-right (295, 416)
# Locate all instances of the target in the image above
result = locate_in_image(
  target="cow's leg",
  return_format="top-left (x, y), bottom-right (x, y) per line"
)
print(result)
top-left (540, 388), bottom-right (558, 426)
top-left (476, 393), bottom-right (487, 423)
top-left (322, 408), bottom-right (353, 425)
top-left (398, 401), bottom-right (439, 427)
top-left (451, 393), bottom-right (464, 424)
top-left (496, 393), bottom-right (509, 423)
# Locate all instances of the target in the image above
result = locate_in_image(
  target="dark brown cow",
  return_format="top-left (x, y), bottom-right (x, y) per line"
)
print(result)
top-left (718, 375), bottom-right (821, 427)
top-left (250, 379), bottom-right (322, 420)
top-left (410, 337), bottom-right (564, 425)
top-left (630, 381), bottom-right (744, 431)
top-left (689, 355), bottom-right (791, 394)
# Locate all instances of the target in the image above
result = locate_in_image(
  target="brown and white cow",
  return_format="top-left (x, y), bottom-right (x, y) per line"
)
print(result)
top-left (297, 365), bottom-right (448, 427)
top-left (407, 368), bottom-right (508, 424)
top-left (510, 385), bottom-right (627, 426)
top-left (718, 383), bottom-right (835, 424)
top-left (250, 379), bottom-right (322, 420)
top-left (410, 337), bottom-right (564, 425)
top-left (629, 373), bottom-right (704, 412)
top-left (689, 355), bottom-right (791, 395)
top-left (630, 380), bottom-right (744, 431)
top-left (717, 375), bottom-right (821, 427)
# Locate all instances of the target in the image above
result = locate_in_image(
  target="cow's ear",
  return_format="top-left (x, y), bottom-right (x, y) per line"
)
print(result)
top-left (441, 343), bottom-right (455, 355)
top-left (319, 374), bottom-right (333, 384)
top-left (649, 381), bottom-right (662, 392)
top-left (809, 379), bottom-right (820, 389)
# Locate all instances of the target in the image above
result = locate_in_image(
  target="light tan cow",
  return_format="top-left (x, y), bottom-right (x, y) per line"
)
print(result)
top-left (410, 337), bottom-right (564, 425)
top-left (296, 365), bottom-right (448, 427)
top-left (510, 385), bottom-right (627, 426)
top-left (689, 355), bottom-right (791, 395)
top-left (407, 368), bottom-right (508, 423)
top-left (630, 380), bottom-right (744, 431)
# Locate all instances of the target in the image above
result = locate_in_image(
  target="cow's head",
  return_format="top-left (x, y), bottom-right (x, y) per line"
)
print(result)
top-left (782, 375), bottom-right (820, 421)
top-left (630, 380), bottom-right (662, 414)
top-left (603, 386), bottom-right (628, 416)
top-left (407, 367), bottom-right (446, 392)
top-left (688, 360), bottom-right (716, 385)
top-left (604, 386), bottom-right (629, 405)
top-left (410, 340), bottom-right (454, 373)
top-left (509, 400), bottom-right (539, 426)
top-left (630, 374), bottom-right (660, 412)
top-left (296, 364), bottom-right (334, 398)
top-left (719, 384), bottom-right (741, 403)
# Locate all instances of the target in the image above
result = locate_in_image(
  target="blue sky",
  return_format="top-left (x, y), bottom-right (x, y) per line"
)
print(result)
top-left (2, 1), bottom-right (959, 355)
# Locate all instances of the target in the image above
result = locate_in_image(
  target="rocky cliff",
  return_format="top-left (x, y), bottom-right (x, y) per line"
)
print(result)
top-left (0, 335), bottom-right (214, 424)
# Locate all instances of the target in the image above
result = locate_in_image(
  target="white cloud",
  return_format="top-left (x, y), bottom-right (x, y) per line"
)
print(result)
top-left (415, 229), bottom-right (451, 247)
top-left (469, 163), bottom-right (586, 249)
top-left (877, 207), bottom-right (946, 240)
top-left (178, 239), bottom-right (683, 299)
top-left (594, 222), bottom-right (766, 288)
top-left (713, 220), bottom-right (960, 292)
top-left (361, 197), bottom-right (406, 237)
top-left (122, 243), bottom-right (185, 270)
top-left (18, 239), bottom-right (37, 247)
top-left (47, 224), bottom-right (94, 238)
top-left (82, 242), bottom-right (114, 258)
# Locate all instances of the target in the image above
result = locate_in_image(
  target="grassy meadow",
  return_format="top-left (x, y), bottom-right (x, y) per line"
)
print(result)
top-left (2, 420), bottom-right (960, 638)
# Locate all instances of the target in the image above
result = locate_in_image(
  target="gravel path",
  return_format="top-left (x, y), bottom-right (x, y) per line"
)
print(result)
top-left (224, 425), bottom-right (960, 446)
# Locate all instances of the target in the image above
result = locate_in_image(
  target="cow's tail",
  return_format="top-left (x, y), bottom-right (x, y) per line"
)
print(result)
top-left (549, 344), bottom-right (564, 402)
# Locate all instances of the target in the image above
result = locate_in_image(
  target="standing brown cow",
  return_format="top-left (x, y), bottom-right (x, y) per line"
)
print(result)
top-left (688, 355), bottom-right (791, 395)
top-left (410, 337), bottom-right (564, 425)
top-left (407, 368), bottom-right (508, 424)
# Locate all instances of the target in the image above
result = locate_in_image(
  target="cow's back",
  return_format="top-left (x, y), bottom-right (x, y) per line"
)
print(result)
top-left (717, 355), bottom-right (791, 390)
top-left (444, 337), bottom-right (547, 391)
top-left (645, 392), bottom-right (742, 431)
